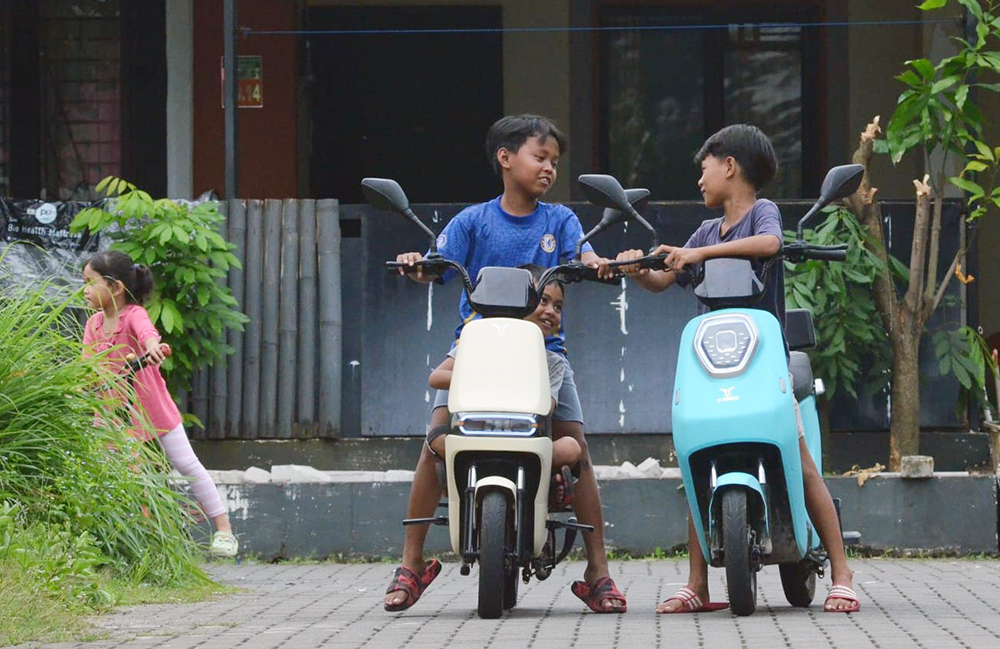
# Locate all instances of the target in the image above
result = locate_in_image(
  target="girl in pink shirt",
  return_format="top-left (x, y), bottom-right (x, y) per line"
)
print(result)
top-left (82, 250), bottom-right (238, 558)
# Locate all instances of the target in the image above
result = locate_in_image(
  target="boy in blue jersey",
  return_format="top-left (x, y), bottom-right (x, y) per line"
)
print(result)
top-left (611, 124), bottom-right (859, 614)
top-left (384, 115), bottom-right (627, 614)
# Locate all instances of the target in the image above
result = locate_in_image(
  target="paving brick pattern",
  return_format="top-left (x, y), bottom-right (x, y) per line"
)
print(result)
top-left (35, 559), bottom-right (1000, 648)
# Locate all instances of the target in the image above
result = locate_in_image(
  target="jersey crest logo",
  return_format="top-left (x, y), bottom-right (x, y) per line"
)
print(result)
top-left (540, 234), bottom-right (557, 253)
top-left (436, 233), bottom-right (448, 249)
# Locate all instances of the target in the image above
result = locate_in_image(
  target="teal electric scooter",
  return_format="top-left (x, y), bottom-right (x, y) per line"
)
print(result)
top-left (588, 165), bottom-right (864, 616)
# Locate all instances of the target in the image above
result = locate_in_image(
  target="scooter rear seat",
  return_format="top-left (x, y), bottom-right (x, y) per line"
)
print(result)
top-left (788, 351), bottom-right (814, 401)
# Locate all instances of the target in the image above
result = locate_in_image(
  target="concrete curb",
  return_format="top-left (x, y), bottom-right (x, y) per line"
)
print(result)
top-left (213, 473), bottom-right (998, 559)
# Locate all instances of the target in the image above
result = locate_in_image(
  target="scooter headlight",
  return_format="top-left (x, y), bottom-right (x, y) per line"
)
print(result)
top-left (455, 412), bottom-right (539, 437)
top-left (693, 314), bottom-right (759, 377)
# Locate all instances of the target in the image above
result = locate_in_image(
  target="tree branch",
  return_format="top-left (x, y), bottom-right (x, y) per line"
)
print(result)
top-left (846, 117), bottom-right (900, 337)
top-left (926, 246), bottom-right (966, 323)
top-left (904, 175), bottom-right (932, 315)
top-left (923, 180), bottom-right (945, 309)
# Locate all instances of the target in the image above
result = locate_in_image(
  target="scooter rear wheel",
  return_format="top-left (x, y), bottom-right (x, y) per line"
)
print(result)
top-left (722, 488), bottom-right (757, 616)
top-left (478, 490), bottom-right (510, 619)
top-left (779, 561), bottom-right (816, 607)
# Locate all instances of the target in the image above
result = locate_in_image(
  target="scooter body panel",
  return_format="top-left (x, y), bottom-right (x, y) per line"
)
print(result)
top-left (448, 318), bottom-right (551, 416)
top-left (445, 434), bottom-right (553, 556)
top-left (673, 308), bottom-right (813, 563)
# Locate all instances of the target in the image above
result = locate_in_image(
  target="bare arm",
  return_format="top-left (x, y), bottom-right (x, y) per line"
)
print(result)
top-left (664, 234), bottom-right (781, 270)
top-left (428, 356), bottom-right (455, 390)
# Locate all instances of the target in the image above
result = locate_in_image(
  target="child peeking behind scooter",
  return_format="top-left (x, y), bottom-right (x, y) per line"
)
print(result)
top-left (426, 263), bottom-right (581, 511)
top-left (608, 124), bottom-right (859, 614)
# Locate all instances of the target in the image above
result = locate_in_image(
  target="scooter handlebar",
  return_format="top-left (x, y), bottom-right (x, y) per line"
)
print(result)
top-left (385, 258), bottom-right (449, 276)
top-left (784, 243), bottom-right (849, 263)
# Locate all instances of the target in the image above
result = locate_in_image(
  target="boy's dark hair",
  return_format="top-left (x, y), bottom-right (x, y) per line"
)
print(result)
top-left (694, 124), bottom-right (778, 191)
top-left (84, 250), bottom-right (154, 305)
top-left (486, 115), bottom-right (568, 176)
top-left (518, 263), bottom-right (565, 297)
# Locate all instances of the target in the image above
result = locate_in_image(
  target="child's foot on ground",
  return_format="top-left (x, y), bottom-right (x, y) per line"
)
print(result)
top-left (209, 531), bottom-right (239, 558)
top-left (384, 559), bottom-right (442, 611)
top-left (573, 570), bottom-right (627, 612)
top-left (824, 582), bottom-right (861, 612)
top-left (656, 585), bottom-right (727, 613)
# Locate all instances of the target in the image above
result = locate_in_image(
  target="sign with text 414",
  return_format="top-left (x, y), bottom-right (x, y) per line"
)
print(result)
top-left (221, 55), bottom-right (263, 108)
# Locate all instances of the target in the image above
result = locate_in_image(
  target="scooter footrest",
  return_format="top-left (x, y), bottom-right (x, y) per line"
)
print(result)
top-left (842, 531), bottom-right (861, 545)
top-left (403, 516), bottom-right (449, 526)
top-left (546, 519), bottom-right (594, 533)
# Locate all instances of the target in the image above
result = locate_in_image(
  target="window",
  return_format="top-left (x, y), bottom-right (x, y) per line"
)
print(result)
top-left (600, 6), bottom-right (821, 200)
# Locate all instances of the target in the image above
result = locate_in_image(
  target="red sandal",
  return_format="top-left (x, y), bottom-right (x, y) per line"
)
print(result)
top-left (570, 576), bottom-right (628, 613)
top-left (549, 465), bottom-right (575, 511)
top-left (384, 559), bottom-right (442, 612)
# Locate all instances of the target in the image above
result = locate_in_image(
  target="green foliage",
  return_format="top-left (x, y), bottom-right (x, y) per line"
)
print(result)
top-left (784, 207), bottom-right (900, 400)
top-left (70, 177), bottom-right (248, 396)
top-left (932, 324), bottom-right (996, 416)
top-left (0, 281), bottom-right (211, 594)
top-left (881, 0), bottom-right (1000, 175)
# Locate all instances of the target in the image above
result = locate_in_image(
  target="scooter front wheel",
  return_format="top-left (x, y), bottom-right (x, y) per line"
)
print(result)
top-left (722, 488), bottom-right (757, 616)
top-left (478, 490), bottom-right (511, 619)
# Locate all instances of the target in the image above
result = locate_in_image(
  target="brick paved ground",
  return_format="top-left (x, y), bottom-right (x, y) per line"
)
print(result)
top-left (31, 558), bottom-right (1000, 649)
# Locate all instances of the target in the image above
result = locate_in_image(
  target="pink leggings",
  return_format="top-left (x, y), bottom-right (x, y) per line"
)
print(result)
top-left (158, 424), bottom-right (227, 519)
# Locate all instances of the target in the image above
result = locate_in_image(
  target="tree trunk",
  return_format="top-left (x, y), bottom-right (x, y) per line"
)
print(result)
top-left (889, 328), bottom-right (921, 469)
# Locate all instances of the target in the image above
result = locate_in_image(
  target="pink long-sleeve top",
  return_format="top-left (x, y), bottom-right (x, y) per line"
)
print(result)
top-left (83, 304), bottom-right (182, 440)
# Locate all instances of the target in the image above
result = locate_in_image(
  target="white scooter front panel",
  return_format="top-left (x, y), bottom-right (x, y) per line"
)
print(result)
top-left (448, 318), bottom-right (551, 416)
top-left (445, 434), bottom-right (554, 556)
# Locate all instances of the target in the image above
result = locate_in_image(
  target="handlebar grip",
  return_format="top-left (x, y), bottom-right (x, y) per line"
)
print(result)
top-left (803, 248), bottom-right (848, 262)
top-left (385, 260), bottom-right (446, 276)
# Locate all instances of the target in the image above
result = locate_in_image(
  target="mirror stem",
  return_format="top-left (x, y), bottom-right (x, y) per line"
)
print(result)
top-left (795, 202), bottom-right (821, 242)
top-left (627, 206), bottom-right (658, 249)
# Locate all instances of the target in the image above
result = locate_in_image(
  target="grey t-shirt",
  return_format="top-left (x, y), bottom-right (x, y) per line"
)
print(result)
top-left (447, 347), bottom-right (567, 405)
top-left (676, 198), bottom-right (786, 331)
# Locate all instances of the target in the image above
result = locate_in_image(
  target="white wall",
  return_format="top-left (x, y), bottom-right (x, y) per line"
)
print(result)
top-left (166, 0), bottom-right (194, 199)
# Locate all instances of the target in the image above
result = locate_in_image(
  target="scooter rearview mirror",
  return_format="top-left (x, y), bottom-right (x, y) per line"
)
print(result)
top-left (362, 177), bottom-right (410, 213)
top-left (362, 177), bottom-right (440, 253)
top-left (819, 164), bottom-right (864, 204)
top-left (795, 164), bottom-right (865, 241)
top-left (578, 174), bottom-right (631, 211)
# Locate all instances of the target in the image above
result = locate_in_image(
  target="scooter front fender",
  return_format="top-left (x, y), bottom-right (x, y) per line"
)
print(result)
top-left (707, 473), bottom-right (769, 563)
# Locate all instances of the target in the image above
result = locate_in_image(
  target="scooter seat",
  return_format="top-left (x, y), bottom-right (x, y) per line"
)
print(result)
top-left (789, 351), bottom-right (814, 401)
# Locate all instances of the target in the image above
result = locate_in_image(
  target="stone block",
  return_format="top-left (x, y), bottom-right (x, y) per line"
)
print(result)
top-left (271, 464), bottom-right (334, 483)
top-left (900, 455), bottom-right (934, 479)
top-left (637, 457), bottom-right (662, 478)
top-left (243, 467), bottom-right (272, 484)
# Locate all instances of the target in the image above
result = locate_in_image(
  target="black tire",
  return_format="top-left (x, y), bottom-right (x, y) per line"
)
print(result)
top-left (503, 566), bottom-right (519, 609)
top-left (779, 561), bottom-right (816, 607)
top-left (722, 489), bottom-right (757, 616)
top-left (478, 490), bottom-right (508, 619)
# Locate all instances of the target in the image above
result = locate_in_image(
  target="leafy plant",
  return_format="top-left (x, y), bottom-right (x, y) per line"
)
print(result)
top-left (784, 207), bottom-right (900, 401)
top-left (70, 177), bottom-right (248, 396)
top-left (0, 279), bottom-right (210, 588)
top-left (846, 0), bottom-right (1000, 468)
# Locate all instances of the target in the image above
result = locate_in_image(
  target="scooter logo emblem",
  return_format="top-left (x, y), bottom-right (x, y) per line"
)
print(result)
top-left (717, 386), bottom-right (739, 403)
top-left (491, 323), bottom-right (511, 336)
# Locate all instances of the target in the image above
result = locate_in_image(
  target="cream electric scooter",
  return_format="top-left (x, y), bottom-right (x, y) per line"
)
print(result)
top-left (362, 177), bottom-right (636, 619)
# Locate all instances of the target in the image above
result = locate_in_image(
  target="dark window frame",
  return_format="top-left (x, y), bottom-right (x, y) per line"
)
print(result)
top-left (595, 2), bottom-right (826, 198)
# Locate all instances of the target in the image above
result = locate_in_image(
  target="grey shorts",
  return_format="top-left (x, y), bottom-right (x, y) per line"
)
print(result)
top-left (431, 356), bottom-right (585, 425)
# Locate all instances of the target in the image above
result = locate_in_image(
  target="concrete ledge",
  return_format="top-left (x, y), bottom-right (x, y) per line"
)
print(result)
top-left (218, 474), bottom-right (998, 559)
top-left (192, 431), bottom-right (994, 473)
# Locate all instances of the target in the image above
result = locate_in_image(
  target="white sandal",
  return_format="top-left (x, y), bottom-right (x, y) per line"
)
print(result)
top-left (209, 531), bottom-right (239, 558)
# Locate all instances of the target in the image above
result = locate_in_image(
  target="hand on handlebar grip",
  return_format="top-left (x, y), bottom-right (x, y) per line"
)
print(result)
top-left (395, 251), bottom-right (434, 280)
top-left (612, 249), bottom-right (648, 277)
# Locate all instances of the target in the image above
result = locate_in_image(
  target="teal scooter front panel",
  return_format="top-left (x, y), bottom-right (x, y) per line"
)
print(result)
top-left (672, 308), bottom-right (812, 560)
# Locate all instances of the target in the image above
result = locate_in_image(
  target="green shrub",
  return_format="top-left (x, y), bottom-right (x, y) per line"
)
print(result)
top-left (0, 279), bottom-right (210, 593)
top-left (70, 177), bottom-right (248, 398)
